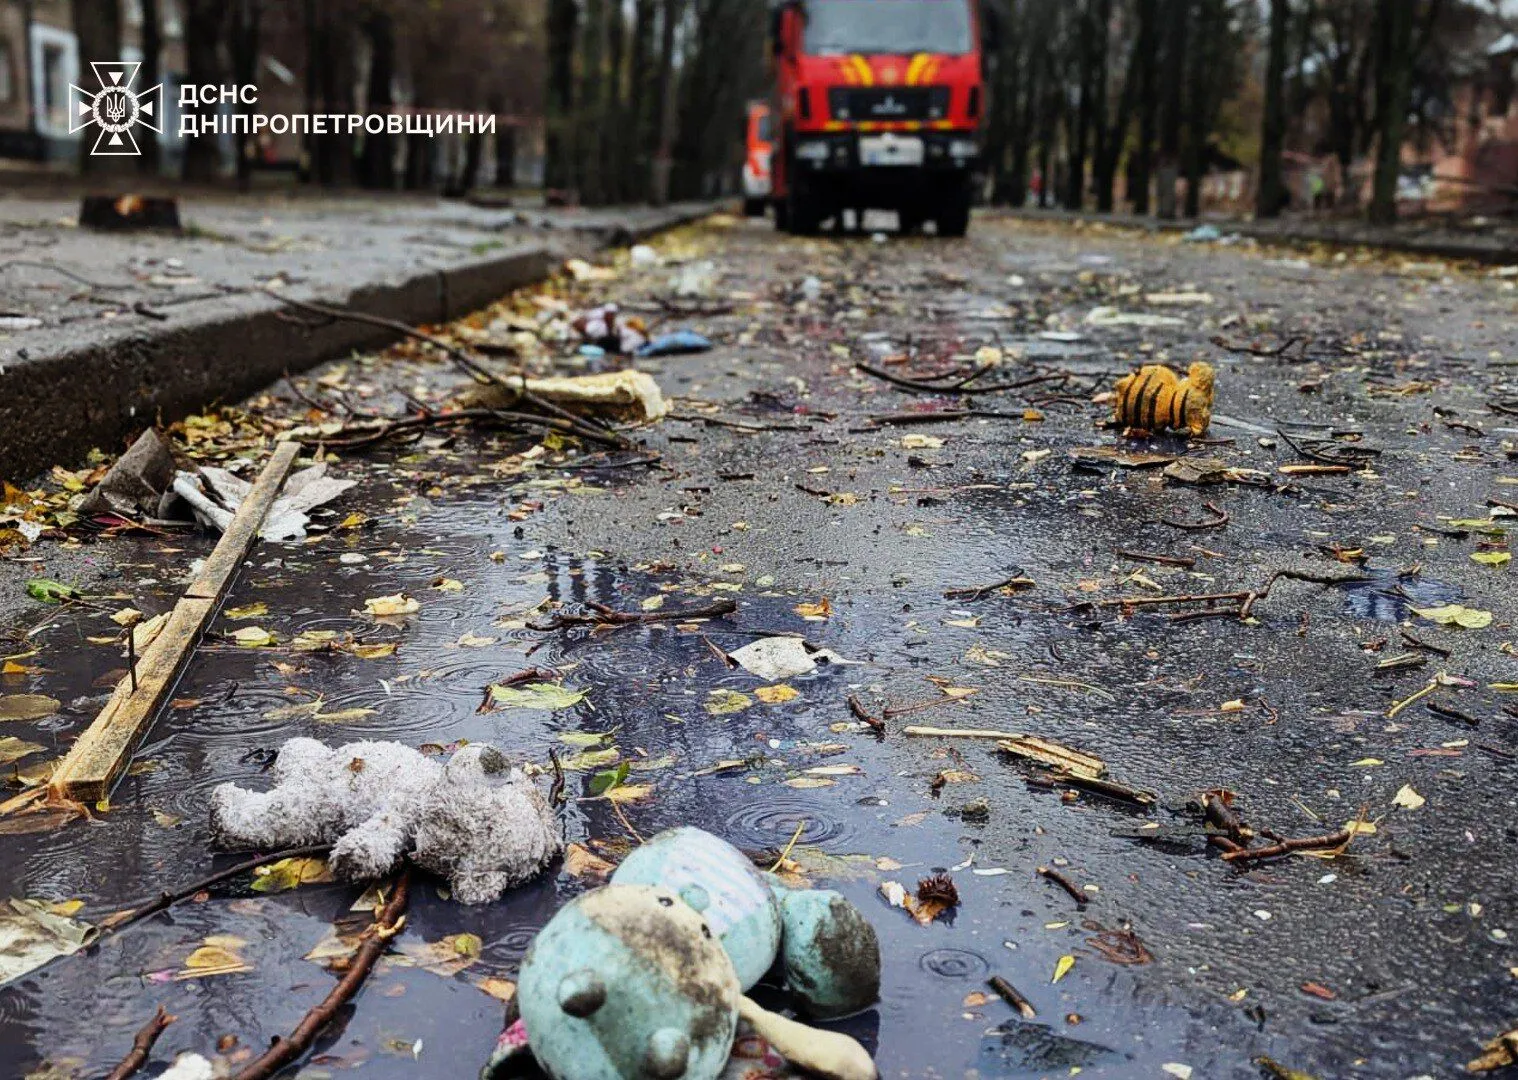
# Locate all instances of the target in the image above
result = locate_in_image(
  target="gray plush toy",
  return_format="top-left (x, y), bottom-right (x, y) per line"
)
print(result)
top-left (209, 737), bottom-right (561, 904)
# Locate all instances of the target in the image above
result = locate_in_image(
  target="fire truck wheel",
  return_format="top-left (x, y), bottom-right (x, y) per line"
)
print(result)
top-left (788, 186), bottom-right (824, 236)
top-left (773, 198), bottom-right (791, 232)
top-left (743, 197), bottom-right (767, 218)
top-left (936, 188), bottom-right (972, 238)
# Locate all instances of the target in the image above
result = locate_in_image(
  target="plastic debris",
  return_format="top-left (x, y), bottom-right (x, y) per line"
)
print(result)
top-left (727, 637), bottom-right (853, 680)
top-left (171, 461), bottom-right (356, 541)
top-left (636, 330), bottom-right (713, 357)
top-left (78, 428), bottom-right (177, 520)
top-left (572, 303), bottom-right (649, 354)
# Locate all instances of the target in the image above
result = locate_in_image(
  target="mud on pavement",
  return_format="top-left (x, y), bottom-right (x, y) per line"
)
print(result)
top-left (2, 212), bottom-right (1517, 1079)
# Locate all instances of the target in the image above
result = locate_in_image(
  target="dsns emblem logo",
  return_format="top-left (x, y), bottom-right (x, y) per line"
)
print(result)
top-left (69, 62), bottom-right (163, 155)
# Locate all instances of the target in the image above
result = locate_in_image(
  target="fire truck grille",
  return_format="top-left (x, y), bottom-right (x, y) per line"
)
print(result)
top-left (827, 87), bottom-right (948, 122)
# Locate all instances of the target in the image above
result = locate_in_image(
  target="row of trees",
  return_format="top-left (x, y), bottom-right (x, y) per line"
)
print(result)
top-left (979, 0), bottom-right (1495, 223)
top-left (543, 0), bottom-right (765, 204)
top-left (72, 0), bottom-right (542, 191)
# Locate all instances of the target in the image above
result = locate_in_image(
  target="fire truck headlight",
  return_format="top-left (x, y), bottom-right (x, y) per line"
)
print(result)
top-left (795, 140), bottom-right (830, 163)
top-left (948, 139), bottom-right (979, 160)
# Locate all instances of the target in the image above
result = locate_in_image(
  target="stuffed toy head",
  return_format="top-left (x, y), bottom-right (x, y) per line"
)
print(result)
top-left (518, 884), bottom-right (741, 1080)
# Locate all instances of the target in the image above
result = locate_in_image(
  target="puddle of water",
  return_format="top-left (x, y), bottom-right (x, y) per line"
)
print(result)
top-left (1340, 568), bottom-right (1463, 621)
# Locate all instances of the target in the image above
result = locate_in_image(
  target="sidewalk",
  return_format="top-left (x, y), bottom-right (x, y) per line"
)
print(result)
top-left (0, 193), bottom-right (717, 482)
top-left (1000, 206), bottom-right (1518, 265)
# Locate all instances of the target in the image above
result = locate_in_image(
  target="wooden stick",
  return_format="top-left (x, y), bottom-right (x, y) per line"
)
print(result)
top-left (103, 1005), bottom-right (176, 1080)
top-left (230, 873), bottom-right (411, 1080)
top-left (987, 975), bottom-right (1037, 1019)
top-left (50, 443), bottom-right (301, 801)
top-left (903, 725), bottom-right (1025, 740)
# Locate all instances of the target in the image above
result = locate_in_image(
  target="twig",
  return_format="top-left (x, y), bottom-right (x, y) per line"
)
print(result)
top-left (943, 576), bottom-right (1035, 600)
top-left (259, 288), bottom-right (627, 447)
top-left (230, 872), bottom-right (411, 1080)
top-left (548, 748), bottom-right (566, 806)
top-left (298, 407), bottom-right (604, 450)
top-left (1159, 502), bottom-right (1229, 530)
top-left (1220, 829), bottom-right (1352, 863)
top-left (608, 795), bottom-right (646, 844)
top-left (768, 820), bottom-right (807, 871)
top-left (102, 845), bottom-right (333, 937)
top-left (102, 1005), bottom-right (176, 1080)
top-left (1117, 549), bottom-right (1196, 568)
top-left (855, 361), bottom-right (1069, 395)
top-left (847, 693), bottom-right (885, 733)
top-left (1037, 865), bottom-right (1089, 906)
top-left (1210, 334), bottom-right (1302, 358)
top-left (987, 976), bottom-right (1037, 1019)
top-left (529, 598), bottom-right (737, 630)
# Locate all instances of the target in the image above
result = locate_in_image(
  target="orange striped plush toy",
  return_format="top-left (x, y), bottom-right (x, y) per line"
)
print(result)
top-left (1113, 361), bottom-right (1215, 436)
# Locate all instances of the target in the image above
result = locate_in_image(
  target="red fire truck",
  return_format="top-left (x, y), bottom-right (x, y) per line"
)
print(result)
top-left (768, 0), bottom-right (985, 237)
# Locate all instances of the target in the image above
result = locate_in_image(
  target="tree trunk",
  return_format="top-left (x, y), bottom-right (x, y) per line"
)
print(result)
top-left (603, 0), bottom-right (628, 202)
top-left (138, 0), bottom-right (162, 175)
top-left (229, 0), bottom-right (261, 192)
top-left (1156, 0), bottom-right (1189, 219)
top-left (496, 124), bottom-right (517, 188)
top-left (1094, 0), bottom-right (1137, 214)
top-left (626, 0), bottom-right (657, 201)
top-left (1132, 0), bottom-right (1157, 213)
top-left (358, 7), bottom-right (395, 189)
top-left (1368, 0), bottom-right (1414, 225)
top-left (650, 0), bottom-right (682, 205)
top-left (181, 0), bottom-right (226, 184)
top-left (1064, 0), bottom-right (1095, 210)
top-left (1256, 0), bottom-right (1290, 217)
top-left (74, 0), bottom-right (123, 175)
top-left (544, 0), bottom-right (579, 192)
top-left (1182, 0), bottom-right (1221, 218)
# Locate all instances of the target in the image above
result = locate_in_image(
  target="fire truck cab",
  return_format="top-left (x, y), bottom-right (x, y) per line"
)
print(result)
top-left (768, 0), bottom-right (985, 237)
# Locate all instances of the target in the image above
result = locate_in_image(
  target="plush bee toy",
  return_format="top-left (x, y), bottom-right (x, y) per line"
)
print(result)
top-left (1113, 361), bottom-right (1215, 436)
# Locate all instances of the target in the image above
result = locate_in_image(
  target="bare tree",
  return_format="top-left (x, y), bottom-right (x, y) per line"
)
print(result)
top-left (74, 0), bottom-right (123, 175)
top-left (1368, 0), bottom-right (1415, 223)
top-left (1257, 0), bottom-right (1290, 217)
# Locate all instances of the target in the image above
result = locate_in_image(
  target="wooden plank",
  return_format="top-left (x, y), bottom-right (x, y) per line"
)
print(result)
top-left (48, 597), bottom-right (215, 802)
top-left (49, 441), bottom-right (302, 801)
top-left (185, 441), bottom-right (300, 600)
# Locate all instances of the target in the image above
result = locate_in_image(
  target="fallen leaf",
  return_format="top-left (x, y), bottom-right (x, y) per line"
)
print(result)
top-left (794, 598), bottom-right (832, 620)
top-left (364, 594), bottom-right (420, 617)
top-left (224, 602), bottom-right (268, 620)
top-left (705, 689), bottom-right (754, 716)
top-left (0, 695), bottom-right (60, 721)
top-left (1472, 551), bottom-right (1511, 566)
top-left (176, 936), bottom-right (252, 979)
top-left (251, 856), bottom-right (335, 893)
top-left (783, 777), bottom-right (836, 789)
top-left (1392, 784), bottom-right (1426, 810)
top-left (1052, 954), bottom-right (1075, 983)
top-left (1411, 604), bottom-right (1492, 629)
top-left (474, 976), bottom-right (517, 1003)
top-left (109, 607), bottom-right (142, 626)
top-left (487, 683), bottom-right (587, 710)
top-left (901, 434), bottom-right (944, 450)
top-left (562, 843), bottom-right (615, 880)
top-left (432, 578), bottom-right (464, 593)
top-left (754, 684), bottom-right (800, 704)
top-left (314, 706), bottom-right (378, 724)
top-left (231, 626), bottom-right (277, 647)
top-left (0, 898), bottom-right (97, 987)
top-left (0, 737), bottom-right (45, 764)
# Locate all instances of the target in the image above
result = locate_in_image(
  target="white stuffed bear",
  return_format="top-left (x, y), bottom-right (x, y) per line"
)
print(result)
top-left (209, 738), bottom-right (561, 904)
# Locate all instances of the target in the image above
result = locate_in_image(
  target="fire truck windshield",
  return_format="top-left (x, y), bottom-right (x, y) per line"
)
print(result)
top-left (802, 0), bottom-right (973, 57)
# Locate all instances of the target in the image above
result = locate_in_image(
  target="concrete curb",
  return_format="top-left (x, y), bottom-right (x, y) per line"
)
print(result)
top-left (998, 207), bottom-right (1518, 266)
top-left (0, 201), bottom-right (717, 483)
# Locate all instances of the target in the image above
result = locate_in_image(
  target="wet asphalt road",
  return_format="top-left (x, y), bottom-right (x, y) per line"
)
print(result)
top-left (3, 211), bottom-right (1518, 1080)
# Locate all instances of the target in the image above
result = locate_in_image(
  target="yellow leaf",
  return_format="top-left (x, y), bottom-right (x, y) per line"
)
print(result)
top-left (224, 602), bottom-right (268, 620)
top-left (705, 689), bottom-right (753, 716)
top-left (432, 578), bottom-right (464, 593)
top-left (252, 856), bottom-right (334, 893)
top-left (454, 633), bottom-right (496, 648)
top-left (1410, 604), bottom-right (1492, 629)
top-left (901, 434), bottom-right (944, 450)
top-left (1392, 784), bottom-right (1426, 810)
top-left (1472, 551), bottom-right (1511, 566)
top-left (794, 598), bottom-right (832, 619)
top-left (1350, 757), bottom-right (1383, 767)
top-left (562, 843), bottom-right (616, 879)
top-left (475, 977), bottom-right (517, 1003)
top-left (446, 932), bottom-right (483, 959)
top-left (364, 593), bottom-right (419, 617)
top-left (1053, 955), bottom-right (1075, 983)
top-left (640, 595), bottom-right (666, 611)
top-left (754, 684), bottom-right (800, 704)
top-left (346, 641), bottom-right (398, 659)
top-left (231, 626), bottom-right (276, 647)
top-left (606, 783), bottom-right (654, 803)
top-left (109, 607), bottom-right (143, 626)
top-left (1344, 819), bottom-right (1377, 836)
top-left (784, 777), bottom-right (836, 789)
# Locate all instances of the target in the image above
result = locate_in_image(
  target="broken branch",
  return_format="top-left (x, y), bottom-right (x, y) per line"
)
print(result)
top-left (102, 1005), bottom-right (176, 1080)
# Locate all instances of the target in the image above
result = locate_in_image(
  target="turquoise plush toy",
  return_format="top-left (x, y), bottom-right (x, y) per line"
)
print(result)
top-left (517, 827), bottom-right (880, 1080)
